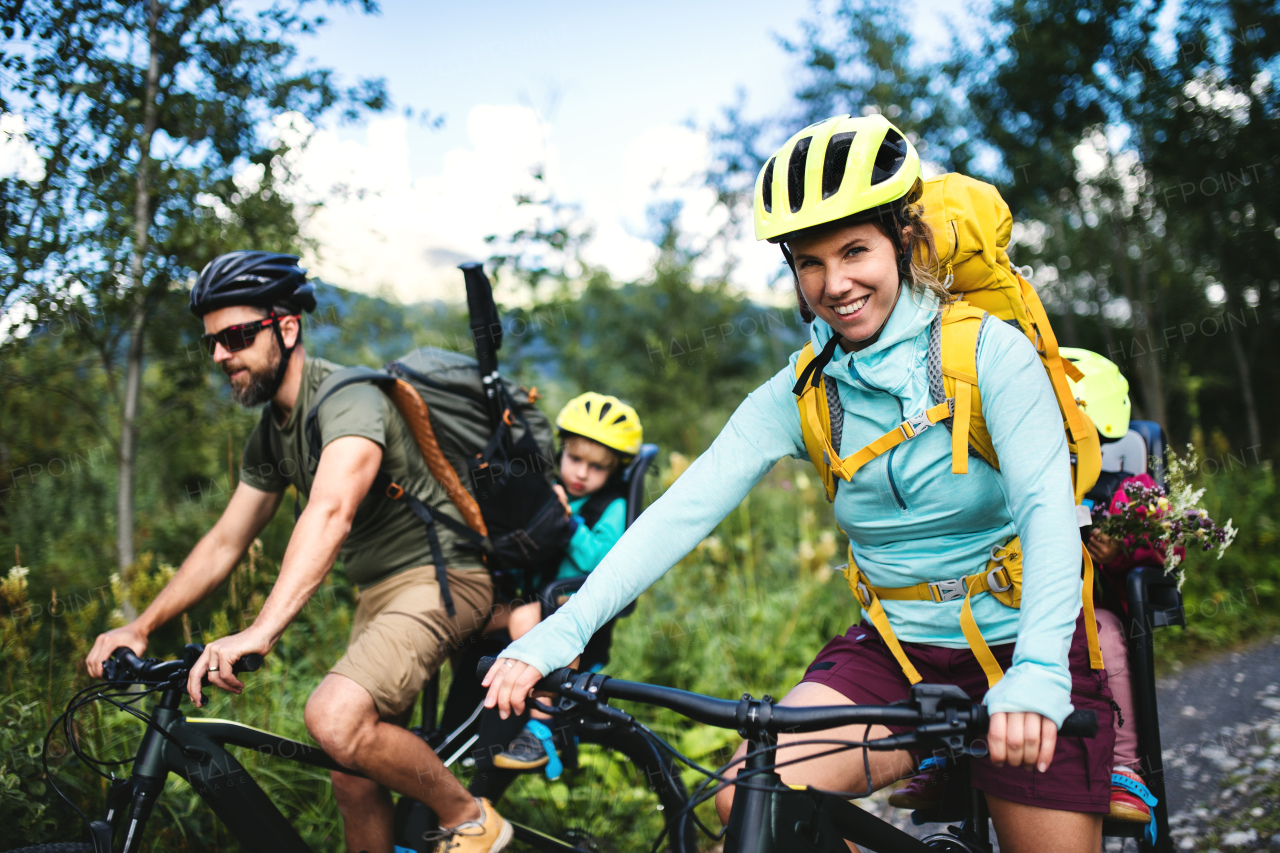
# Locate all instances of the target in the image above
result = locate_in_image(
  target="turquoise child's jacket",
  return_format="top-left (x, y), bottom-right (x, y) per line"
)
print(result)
top-left (505, 287), bottom-right (1085, 726)
top-left (556, 495), bottom-right (627, 580)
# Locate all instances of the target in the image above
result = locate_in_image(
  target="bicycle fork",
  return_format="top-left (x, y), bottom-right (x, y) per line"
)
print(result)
top-left (112, 690), bottom-right (183, 852)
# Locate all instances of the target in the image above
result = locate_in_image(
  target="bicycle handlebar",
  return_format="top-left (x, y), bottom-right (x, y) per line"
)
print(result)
top-left (476, 657), bottom-right (1097, 739)
top-left (104, 645), bottom-right (263, 685)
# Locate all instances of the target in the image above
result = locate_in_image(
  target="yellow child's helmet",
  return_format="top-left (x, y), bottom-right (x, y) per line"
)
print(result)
top-left (754, 113), bottom-right (921, 243)
top-left (1060, 348), bottom-right (1131, 440)
top-left (556, 392), bottom-right (643, 457)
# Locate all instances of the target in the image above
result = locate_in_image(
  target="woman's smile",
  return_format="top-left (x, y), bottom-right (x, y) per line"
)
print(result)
top-left (831, 294), bottom-right (870, 318)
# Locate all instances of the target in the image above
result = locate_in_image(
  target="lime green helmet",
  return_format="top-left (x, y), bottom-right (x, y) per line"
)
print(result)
top-left (1060, 348), bottom-right (1131, 440)
top-left (753, 113), bottom-right (921, 243)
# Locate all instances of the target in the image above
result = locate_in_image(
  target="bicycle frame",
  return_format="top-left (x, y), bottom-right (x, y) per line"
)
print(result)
top-left (98, 679), bottom-right (677, 853)
top-left (723, 727), bottom-right (934, 853)
top-left (102, 683), bottom-right (355, 853)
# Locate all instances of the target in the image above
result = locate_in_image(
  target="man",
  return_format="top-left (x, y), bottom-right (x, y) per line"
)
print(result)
top-left (86, 251), bottom-right (512, 853)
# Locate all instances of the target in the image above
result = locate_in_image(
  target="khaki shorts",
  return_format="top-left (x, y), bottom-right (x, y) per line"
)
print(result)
top-left (330, 566), bottom-right (494, 720)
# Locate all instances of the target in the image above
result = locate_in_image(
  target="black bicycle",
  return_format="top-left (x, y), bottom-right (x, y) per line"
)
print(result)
top-left (473, 656), bottom-right (1100, 853)
top-left (3, 643), bottom-right (692, 853)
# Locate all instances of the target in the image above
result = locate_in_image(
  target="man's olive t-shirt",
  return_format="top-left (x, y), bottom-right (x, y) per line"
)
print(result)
top-left (239, 357), bottom-right (481, 588)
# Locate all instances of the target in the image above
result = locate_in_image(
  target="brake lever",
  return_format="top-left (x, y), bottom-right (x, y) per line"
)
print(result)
top-left (557, 672), bottom-right (634, 727)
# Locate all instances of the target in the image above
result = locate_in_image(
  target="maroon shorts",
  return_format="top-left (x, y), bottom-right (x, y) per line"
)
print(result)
top-left (799, 613), bottom-right (1115, 814)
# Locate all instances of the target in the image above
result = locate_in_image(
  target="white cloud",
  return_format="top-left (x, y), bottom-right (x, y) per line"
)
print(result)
top-left (273, 107), bottom-right (789, 306)
top-left (273, 106), bottom-right (555, 304)
top-left (0, 113), bottom-right (45, 183)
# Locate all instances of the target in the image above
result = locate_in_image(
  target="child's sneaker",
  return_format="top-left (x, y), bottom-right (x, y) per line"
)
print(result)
top-left (425, 797), bottom-right (513, 852)
top-left (888, 757), bottom-right (946, 810)
top-left (1110, 766), bottom-right (1155, 823)
top-left (493, 723), bottom-right (550, 770)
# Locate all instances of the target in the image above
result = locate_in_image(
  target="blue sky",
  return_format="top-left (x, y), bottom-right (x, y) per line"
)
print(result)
top-left (256, 0), bottom-right (967, 304)
top-left (301, 0), bottom-right (805, 186)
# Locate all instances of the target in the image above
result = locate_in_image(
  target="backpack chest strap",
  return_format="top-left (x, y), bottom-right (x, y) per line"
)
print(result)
top-left (804, 393), bottom-right (954, 485)
top-left (829, 400), bottom-right (954, 482)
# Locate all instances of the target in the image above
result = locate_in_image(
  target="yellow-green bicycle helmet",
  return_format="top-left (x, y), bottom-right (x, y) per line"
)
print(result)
top-left (754, 113), bottom-right (921, 243)
top-left (1060, 348), bottom-right (1131, 440)
top-left (556, 392), bottom-right (643, 457)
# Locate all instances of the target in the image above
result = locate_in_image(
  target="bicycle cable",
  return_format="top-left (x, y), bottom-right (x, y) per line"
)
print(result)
top-left (668, 735), bottom-right (892, 845)
top-left (65, 685), bottom-right (169, 776)
top-left (42, 676), bottom-right (181, 836)
top-left (42, 680), bottom-right (140, 834)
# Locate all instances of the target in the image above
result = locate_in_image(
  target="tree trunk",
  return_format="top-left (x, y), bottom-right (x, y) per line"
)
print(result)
top-left (1215, 258), bottom-right (1262, 452)
top-left (1132, 256), bottom-right (1167, 428)
top-left (116, 0), bottom-right (162, 574)
top-left (1111, 223), bottom-right (1166, 426)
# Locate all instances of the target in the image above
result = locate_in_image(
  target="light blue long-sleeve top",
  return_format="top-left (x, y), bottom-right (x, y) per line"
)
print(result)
top-left (504, 286), bottom-right (1084, 726)
top-left (555, 495), bottom-right (627, 580)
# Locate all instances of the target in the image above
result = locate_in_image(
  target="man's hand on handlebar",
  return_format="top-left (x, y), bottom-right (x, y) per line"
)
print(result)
top-left (186, 628), bottom-right (272, 707)
top-left (87, 622), bottom-right (149, 679)
top-left (482, 656), bottom-right (545, 719)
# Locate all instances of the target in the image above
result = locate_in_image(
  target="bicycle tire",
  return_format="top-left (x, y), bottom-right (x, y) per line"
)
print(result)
top-left (471, 724), bottom-right (699, 853)
top-left (1, 845), bottom-right (96, 853)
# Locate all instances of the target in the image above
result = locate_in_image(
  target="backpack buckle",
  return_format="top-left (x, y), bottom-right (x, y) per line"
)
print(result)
top-left (930, 578), bottom-right (966, 602)
top-left (900, 411), bottom-right (934, 440)
top-left (385, 482), bottom-right (405, 500)
top-left (986, 566), bottom-right (1013, 594)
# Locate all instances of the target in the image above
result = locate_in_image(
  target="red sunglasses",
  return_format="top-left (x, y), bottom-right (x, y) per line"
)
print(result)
top-left (201, 314), bottom-right (296, 356)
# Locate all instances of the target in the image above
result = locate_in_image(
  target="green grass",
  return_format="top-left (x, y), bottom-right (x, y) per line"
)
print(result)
top-left (1, 453), bottom-right (1275, 849)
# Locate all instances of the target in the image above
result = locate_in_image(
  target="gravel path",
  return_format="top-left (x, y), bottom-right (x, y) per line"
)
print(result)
top-left (1157, 635), bottom-right (1280, 815)
top-left (859, 635), bottom-right (1280, 849)
top-left (1155, 635), bottom-right (1280, 851)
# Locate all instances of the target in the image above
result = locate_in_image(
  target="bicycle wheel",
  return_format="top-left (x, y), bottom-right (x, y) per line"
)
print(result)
top-left (473, 725), bottom-right (698, 853)
top-left (1, 845), bottom-right (96, 852)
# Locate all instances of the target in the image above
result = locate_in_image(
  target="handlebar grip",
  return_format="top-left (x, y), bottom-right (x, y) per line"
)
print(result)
top-left (233, 653), bottom-right (264, 674)
top-left (478, 656), bottom-right (497, 680)
top-left (104, 647), bottom-right (146, 679)
top-left (1059, 710), bottom-right (1098, 738)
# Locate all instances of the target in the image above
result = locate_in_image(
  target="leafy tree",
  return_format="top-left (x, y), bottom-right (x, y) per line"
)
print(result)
top-left (0, 0), bottom-right (387, 571)
top-left (707, 0), bottom-right (972, 234)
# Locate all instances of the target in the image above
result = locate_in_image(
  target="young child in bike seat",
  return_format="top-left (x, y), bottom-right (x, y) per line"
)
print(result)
top-left (890, 349), bottom-right (1160, 828)
top-left (489, 392), bottom-right (643, 771)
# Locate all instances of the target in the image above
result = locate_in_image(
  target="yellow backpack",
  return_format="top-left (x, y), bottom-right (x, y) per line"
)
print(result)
top-left (792, 172), bottom-right (1104, 689)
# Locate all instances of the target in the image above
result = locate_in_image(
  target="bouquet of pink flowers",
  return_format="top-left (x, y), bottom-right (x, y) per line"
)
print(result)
top-left (1090, 449), bottom-right (1236, 588)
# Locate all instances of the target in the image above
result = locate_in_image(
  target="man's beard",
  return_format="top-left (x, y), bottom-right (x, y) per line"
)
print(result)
top-left (226, 340), bottom-right (284, 407)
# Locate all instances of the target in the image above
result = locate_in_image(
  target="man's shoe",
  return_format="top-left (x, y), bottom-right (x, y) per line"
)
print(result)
top-left (1110, 766), bottom-right (1154, 823)
top-left (493, 723), bottom-right (552, 770)
top-left (888, 757), bottom-right (946, 810)
top-left (427, 797), bottom-right (513, 853)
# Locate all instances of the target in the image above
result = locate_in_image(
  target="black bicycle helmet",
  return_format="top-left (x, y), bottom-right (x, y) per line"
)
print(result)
top-left (189, 251), bottom-right (316, 318)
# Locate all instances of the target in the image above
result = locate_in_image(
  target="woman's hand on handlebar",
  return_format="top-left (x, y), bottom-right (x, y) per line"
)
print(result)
top-left (87, 623), bottom-right (149, 679)
top-left (186, 628), bottom-right (272, 707)
top-left (482, 656), bottom-right (544, 719)
top-left (988, 711), bottom-right (1057, 773)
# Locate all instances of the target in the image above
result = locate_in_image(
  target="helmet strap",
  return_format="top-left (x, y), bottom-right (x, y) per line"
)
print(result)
top-left (267, 312), bottom-right (295, 398)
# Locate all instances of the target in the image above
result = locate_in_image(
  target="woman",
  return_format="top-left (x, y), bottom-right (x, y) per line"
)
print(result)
top-left (484, 114), bottom-right (1114, 852)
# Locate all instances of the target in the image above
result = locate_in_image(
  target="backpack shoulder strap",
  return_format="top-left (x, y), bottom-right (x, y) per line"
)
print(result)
top-left (305, 367), bottom-right (488, 537)
top-left (793, 340), bottom-right (841, 502)
top-left (305, 366), bottom-right (396, 471)
top-left (256, 404), bottom-right (278, 470)
top-left (939, 302), bottom-right (999, 474)
top-left (578, 483), bottom-right (625, 530)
